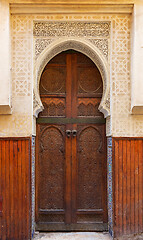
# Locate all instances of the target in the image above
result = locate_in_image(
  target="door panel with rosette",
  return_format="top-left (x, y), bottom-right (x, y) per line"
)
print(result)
top-left (36, 51), bottom-right (107, 231)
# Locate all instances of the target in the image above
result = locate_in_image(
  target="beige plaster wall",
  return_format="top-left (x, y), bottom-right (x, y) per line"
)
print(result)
top-left (0, 13), bottom-right (33, 137)
top-left (0, 11), bottom-right (143, 137)
top-left (0, 0), bottom-right (12, 114)
top-left (131, 0), bottom-right (143, 114)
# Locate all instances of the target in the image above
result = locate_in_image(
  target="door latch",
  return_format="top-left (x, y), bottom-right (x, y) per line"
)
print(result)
top-left (66, 130), bottom-right (71, 138)
top-left (72, 130), bottom-right (77, 137)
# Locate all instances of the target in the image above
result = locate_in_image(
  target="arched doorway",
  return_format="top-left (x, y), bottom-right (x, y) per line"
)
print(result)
top-left (35, 50), bottom-right (107, 231)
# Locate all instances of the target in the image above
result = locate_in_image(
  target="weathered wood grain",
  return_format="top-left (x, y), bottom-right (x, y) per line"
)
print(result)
top-left (0, 138), bottom-right (31, 240)
top-left (113, 138), bottom-right (143, 238)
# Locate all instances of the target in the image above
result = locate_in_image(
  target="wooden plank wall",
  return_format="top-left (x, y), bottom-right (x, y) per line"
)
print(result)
top-left (0, 138), bottom-right (31, 240)
top-left (113, 138), bottom-right (143, 238)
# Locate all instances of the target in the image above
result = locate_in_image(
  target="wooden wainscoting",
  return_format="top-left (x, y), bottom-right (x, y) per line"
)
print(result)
top-left (113, 138), bottom-right (143, 238)
top-left (0, 138), bottom-right (31, 240)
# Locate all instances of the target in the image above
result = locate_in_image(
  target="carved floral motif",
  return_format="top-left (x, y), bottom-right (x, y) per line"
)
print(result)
top-left (88, 39), bottom-right (108, 59)
top-left (35, 39), bottom-right (54, 59)
top-left (33, 21), bottom-right (110, 117)
top-left (33, 21), bottom-right (110, 37)
top-left (35, 38), bottom-right (108, 60)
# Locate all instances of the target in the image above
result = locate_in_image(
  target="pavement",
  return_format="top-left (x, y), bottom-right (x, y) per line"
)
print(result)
top-left (34, 232), bottom-right (112, 240)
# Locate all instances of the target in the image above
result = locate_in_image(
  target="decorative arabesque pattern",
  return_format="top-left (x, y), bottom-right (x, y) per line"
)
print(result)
top-left (35, 38), bottom-right (108, 60)
top-left (111, 15), bottom-right (141, 137)
top-left (39, 100), bottom-right (65, 117)
top-left (33, 21), bottom-right (110, 37)
top-left (88, 39), bottom-right (108, 59)
top-left (33, 21), bottom-right (109, 59)
top-left (0, 16), bottom-right (34, 137)
top-left (39, 126), bottom-right (65, 210)
top-left (78, 67), bottom-right (102, 93)
top-left (9, 14), bottom-right (140, 137)
top-left (12, 37), bottom-right (31, 96)
top-left (40, 67), bottom-right (66, 94)
top-left (11, 16), bottom-right (33, 97)
top-left (78, 102), bottom-right (103, 117)
top-left (35, 39), bottom-right (54, 59)
top-left (33, 20), bottom-right (110, 119)
top-left (77, 126), bottom-right (103, 210)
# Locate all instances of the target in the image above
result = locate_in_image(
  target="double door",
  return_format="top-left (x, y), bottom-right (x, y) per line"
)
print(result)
top-left (36, 51), bottom-right (107, 231)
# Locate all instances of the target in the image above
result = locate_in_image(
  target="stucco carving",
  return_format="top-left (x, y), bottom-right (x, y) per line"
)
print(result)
top-left (33, 91), bottom-right (44, 118)
top-left (33, 38), bottom-right (110, 118)
top-left (88, 39), bottom-right (108, 59)
top-left (33, 21), bottom-right (110, 118)
top-left (35, 38), bottom-right (108, 60)
top-left (10, 14), bottom-right (141, 137)
top-left (33, 21), bottom-right (110, 38)
top-left (35, 39), bottom-right (54, 59)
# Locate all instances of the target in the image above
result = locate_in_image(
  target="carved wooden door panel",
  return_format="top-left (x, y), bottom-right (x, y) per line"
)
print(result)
top-left (36, 51), bottom-right (107, 231)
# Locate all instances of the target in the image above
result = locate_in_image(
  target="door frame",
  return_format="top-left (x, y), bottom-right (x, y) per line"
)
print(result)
top-left (35, 51), bottom-right (108, 231)
top-left (32, 38), bottom-right (112, 235)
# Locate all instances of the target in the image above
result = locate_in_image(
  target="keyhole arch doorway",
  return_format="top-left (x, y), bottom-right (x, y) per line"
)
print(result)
top-left (33, 38), bottom-right (110, 120)
top-left (35, 49), bottom-right (108, 231)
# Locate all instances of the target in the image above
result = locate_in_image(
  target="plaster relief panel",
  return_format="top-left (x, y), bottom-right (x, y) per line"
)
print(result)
top-left (111, 15), bottom-right (134, 136)
top-left (35, 38), bottom-right (109, 60)
top-left (88, 39), bottom-right (108, 59)
top-left (33, 21), bottom-right (110, 38)
top-left (1, 13), bottom-right (140, 137)
top-left (33, 21), bottom-right (111, 120)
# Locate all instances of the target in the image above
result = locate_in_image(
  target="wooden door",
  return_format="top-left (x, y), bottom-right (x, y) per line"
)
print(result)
top-left (36, 51), bottom-right (107, 231)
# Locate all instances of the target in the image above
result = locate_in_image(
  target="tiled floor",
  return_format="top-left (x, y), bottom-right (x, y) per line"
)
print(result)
top-left (34, 232), bottom-right (112, 240)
